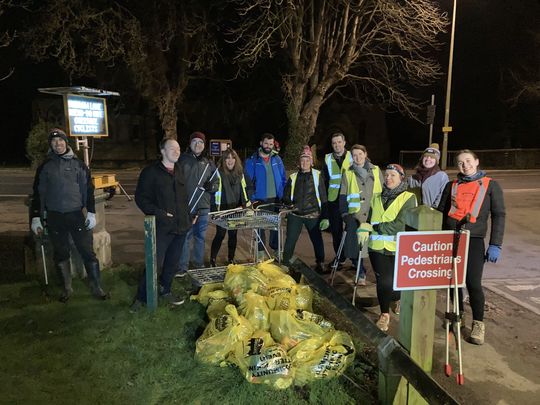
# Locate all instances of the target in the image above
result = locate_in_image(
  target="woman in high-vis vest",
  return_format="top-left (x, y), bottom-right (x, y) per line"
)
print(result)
top-left (437, 150), bottom-right (505, 345)
top-left (339, 144), bottom-right (383, 283)
top-left (282, 146), bottom-right (329, 271)
top-left (210, 149), bottom-right (251, 266)
top-left (368, 164), bottom-right (417, 331)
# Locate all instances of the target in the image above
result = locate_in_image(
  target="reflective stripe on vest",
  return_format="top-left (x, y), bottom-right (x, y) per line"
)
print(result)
top-left (448, 177), bottom-right (491, 223)
top-left (290, 169), bottom-right (321, 208)
top-left (325, 151), bottom-right (352, 202)
top-left (215, 172), bottom-right (249, 211)
top-left (368, 191), bottom-right (416, 252)
top-left (344, 170), bottom-right (361, 213)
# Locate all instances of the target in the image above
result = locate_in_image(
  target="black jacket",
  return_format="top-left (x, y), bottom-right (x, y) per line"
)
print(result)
top-left (283, 170), bottom-right (328, 217)
top-left (437, 177), bottom-right (505, 245)
top-left (31, 148), bottom-right (95, 216)
top-left (135, 161), bottom-right (191, 235)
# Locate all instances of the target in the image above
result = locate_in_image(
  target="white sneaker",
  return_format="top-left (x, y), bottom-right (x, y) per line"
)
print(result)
top-left (376, 313), bottom-right (390, 332)
top-left (469, 320), bottom-right (485, 345)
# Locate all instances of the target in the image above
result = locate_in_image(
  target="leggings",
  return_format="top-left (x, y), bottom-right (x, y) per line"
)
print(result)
top-left (369, 251), bottom-right (400, 313)
top-left (458, 237), bottom-right (486, 321)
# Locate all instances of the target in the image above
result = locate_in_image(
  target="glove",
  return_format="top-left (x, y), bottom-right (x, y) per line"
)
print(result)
top-left (85, 212), bottom-right (96, 230)
top-left (485, 245), bottom-right (501, 263)
top-left (319, 219), bottom-right (329, 230)
top-left (31, 217), bottom-right (43, 235)
top-left (203, 180), bottom-right (214, 192)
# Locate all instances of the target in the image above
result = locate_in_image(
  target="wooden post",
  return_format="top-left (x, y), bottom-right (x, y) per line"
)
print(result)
top-left (394, 206), bottom-right (442, 405)
top-left (144, 216), bottom-right (158, 312)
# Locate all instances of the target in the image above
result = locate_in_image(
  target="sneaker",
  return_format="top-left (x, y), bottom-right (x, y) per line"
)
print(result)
top-left (469, 320), bottom-right (485, 345)
top-left (210, 259), bottom-right (217, 268)
top-left (174, 271), bottom-right (187, 279)
top-left (376, 313), bottom-right (390, 332)
top-left (355, 277), bottom-right (367, 286)
top-left (390, 300), bottom-right (400, 315)
top-left (129, 299), bottom-right (145, 313)
top-left (160, 293), bottom-right (185, 306)
top-left (314, 262), bottom-right (325, 274)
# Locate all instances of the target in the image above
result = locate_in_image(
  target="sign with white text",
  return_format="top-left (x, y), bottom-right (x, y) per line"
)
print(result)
top-left (64, 94), bottom-right (108, 137)
top-left (209, 139), bottom-right (232, 156)
top-left (394, 230), bottom-right (469, 291)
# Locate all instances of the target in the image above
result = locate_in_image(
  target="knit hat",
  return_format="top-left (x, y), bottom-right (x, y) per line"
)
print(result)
top-left (48, 128), bottom-right (68, 145)
top-left (299, 145), bottom-right (313, 163)
top-left (422, 143), bottom-right (441, 162)
top-left (190, 131), bottom-right (206, 143)
top-left (386, 163), bottom-right (405, 178)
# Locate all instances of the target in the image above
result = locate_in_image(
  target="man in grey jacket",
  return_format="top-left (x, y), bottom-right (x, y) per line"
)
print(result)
top-left (30, 128), bottom-right (108, 302)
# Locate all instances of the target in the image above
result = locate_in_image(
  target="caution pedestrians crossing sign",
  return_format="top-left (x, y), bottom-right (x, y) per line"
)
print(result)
top-left (394, 230), bottom-right (470, 291)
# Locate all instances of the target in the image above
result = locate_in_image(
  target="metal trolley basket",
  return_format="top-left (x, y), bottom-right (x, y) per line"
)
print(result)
top-left (208, 204), bottom-right (292, 263)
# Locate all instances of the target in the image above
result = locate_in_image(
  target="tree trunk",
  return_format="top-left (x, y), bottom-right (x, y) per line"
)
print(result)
top-left (157, 89), bottom-right (180, 140)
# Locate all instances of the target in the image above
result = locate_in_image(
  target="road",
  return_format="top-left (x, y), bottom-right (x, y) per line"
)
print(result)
top-left (1, 167), bottom-right (539, 315)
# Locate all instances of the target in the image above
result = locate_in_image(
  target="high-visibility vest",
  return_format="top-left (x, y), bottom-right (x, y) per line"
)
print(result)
top-left (325, 151), bottom-right (352, 202)
top-left (369, 191), bottom-right (416, 252)
top-left (448, 177), bottom-right (491, 224)
top-left (289, 169), bottom-right (322, 208)
top-left (343, 165), bottom-right (383, 214)
top-left (215, 171), bottom-right (249, 211)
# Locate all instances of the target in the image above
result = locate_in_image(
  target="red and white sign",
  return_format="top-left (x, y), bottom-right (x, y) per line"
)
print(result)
top-left (394, 230), bottom-right (470, 291)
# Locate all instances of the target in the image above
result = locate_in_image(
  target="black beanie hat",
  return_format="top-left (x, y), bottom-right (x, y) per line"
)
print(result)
top-left (48, 128), bottom-right (69, 145)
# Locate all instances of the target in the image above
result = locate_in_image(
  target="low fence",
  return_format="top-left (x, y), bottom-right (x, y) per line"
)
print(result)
top-left (399, 148), bottom-right (540, 169)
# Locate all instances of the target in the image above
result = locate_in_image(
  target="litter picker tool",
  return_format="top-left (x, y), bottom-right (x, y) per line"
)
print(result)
top-left (444, 214), bottom-right (469, 385)
top-left (39, 235), bottom-right (49, 286)
top-left (330, 230), bottom-right (347, 285)
top-left (352, 229), bottom-right (370, 306)
top-left (189, 166), bottom-right (219, 214)
top-left (188, 163), bottom-right (210, 208)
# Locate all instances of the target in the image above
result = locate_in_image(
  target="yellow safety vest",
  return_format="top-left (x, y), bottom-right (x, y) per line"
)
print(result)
top-left (290, 169), bottom-right (322, 208)
top-left (215, 172), bottom-right (249, 210)
top-left (343, 165), bottom-right (382, 214)
top-left (369, 191), bottom-right (416, 252)
top-left (325, 151), bottom-right (352, 202)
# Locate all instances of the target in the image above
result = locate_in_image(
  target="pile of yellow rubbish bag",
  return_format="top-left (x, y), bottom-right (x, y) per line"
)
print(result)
top-left (191, 260), bottom-right (356, 389)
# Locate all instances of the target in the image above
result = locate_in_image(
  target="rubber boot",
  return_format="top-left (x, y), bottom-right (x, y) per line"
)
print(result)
top-left (85, 261), bottom-right (109, 300)
top-left (58, 260), bottom-right (73, 303)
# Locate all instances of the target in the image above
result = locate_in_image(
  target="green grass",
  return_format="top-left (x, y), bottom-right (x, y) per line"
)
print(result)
top-left (0, 265), bottom-right (376, 404)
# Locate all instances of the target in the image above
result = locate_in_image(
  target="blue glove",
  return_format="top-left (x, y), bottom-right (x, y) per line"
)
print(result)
top-left (485, 245), bottom-right (501, 263)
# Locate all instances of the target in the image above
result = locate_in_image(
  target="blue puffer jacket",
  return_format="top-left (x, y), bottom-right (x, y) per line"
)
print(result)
top-left (244, 149), bottom-right (287, 201)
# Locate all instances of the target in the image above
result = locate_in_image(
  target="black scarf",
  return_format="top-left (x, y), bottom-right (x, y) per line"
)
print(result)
top-left (457, 170), bottom-right (486, 184)
top-left (412, 164), bottom-right (441, 184)
top-left (381, 181), bottom-right (408, 208)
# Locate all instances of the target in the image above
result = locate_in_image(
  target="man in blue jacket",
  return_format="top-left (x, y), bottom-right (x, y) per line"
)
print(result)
top-left (244, 133), bottom-right (287, 253)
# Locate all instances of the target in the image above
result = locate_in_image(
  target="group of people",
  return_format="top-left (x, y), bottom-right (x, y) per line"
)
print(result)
top-left (30, 128), bottom-right (505, 346)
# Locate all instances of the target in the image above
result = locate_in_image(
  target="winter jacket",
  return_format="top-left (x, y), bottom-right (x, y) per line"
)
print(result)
top-left (213, 169), bottom-right (251, 211)
top-left (437, 174), bottom-right (505, 245)
top-left (31, 148), bottom-right (95, 216)
top-left (283, 169), bottom-right (328, 217)
top-left (135, 161), bottom-right (191, 235)
top-left (244, 150), bottom-right (287, 201)
top-left (407, 170), bottom-right (449, 208)
top-left (177, 151), bottom-right (219, 215)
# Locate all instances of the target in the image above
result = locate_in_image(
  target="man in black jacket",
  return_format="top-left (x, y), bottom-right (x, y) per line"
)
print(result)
top-left (132, 138), bottom-right (192, 310)
top-left (30, 128), bottom-right (108, 302)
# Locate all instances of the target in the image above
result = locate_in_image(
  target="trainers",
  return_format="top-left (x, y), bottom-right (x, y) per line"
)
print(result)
top-left (174, 271), bottom-right (187, 279)
top-left (376, 313), bottom-right (390, 332)
top-left (210, 259), bottom-right (217, 268)
top-left (314, 262), bottom-right (325, 274)
top-left (355, 277), bottom-right (367, 286)
top-left (469, 320), bottom-right (485, 345)
top-left (390, 300), bottom-right (400, 315)
top-left (160, 293), bottom-right (185, 306)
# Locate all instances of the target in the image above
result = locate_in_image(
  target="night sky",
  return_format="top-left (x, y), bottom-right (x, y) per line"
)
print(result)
top-left (0, 0), bottom-right (538, 165)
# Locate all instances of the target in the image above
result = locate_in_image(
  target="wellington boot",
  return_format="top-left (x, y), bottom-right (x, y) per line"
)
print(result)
top-left (58, 260), bottom-right (73, 303)
top-left (85, 261), bottom-right (110, 300)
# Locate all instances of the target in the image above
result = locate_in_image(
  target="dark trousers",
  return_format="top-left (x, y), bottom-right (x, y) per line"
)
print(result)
top-left (136, 231), bottom-right (187, 302)
top-left (327, 200), bottom-right (344, 260)
top-left (369, 251), bottom-right (400, 313)
top-left (47, 210), bottom-right (98, 267)
top-left (458, 237), bottom-right (486, 321)
top-left (282, 214), bottom-right (324, 265)
top-left (256, 199), bottom-right (279, 251)
top-left (210, 227), bottom-right (238, 261)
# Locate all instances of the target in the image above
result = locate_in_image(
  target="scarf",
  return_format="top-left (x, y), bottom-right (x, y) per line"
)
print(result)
top-left (412, 164), bottom-right (441, 184)
top-left (381, 181), bottom-right (408, 207)
top-left (457, 170), bottom-right (486, 184)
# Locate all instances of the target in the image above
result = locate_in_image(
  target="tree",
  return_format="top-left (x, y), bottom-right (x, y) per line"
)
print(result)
top-left (21, 0), bottom-right (220, 139)
top-left (0, 0), bottom-right (30, 81)
top-left (229, 0), bottom-right (448, 163)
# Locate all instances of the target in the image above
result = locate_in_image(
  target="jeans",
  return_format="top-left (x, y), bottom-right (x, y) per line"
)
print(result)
top-left (179, 214), bottom-right (209, 271)
top-left (136, 232), bottom-right (187, 302)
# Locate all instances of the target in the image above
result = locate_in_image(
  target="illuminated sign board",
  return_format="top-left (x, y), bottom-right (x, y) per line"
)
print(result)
top-left (64, 94), bottom-right (108, 137)
top-left (209, 139), bottom-right (232, 156)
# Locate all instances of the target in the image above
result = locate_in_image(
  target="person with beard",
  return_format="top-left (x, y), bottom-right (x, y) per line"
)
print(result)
top-left (244, 133), bottom-right (287, 257)
top-left (177, 132), bottom-right (219, 275)
top-left (209, 149), bottom-right (252, 266)
top-left (437, 150), bottom-right (505, 345)
top-left (339, 144), bottom-right (383, 282)
top-left (281, 146), bottom-right (328, 270)
top-left (407, 143), bottom-right (448, 208)
top-left (368, 164), bottom-right (417, 331)
top-left (30, 128), bottom-right (108, 302)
